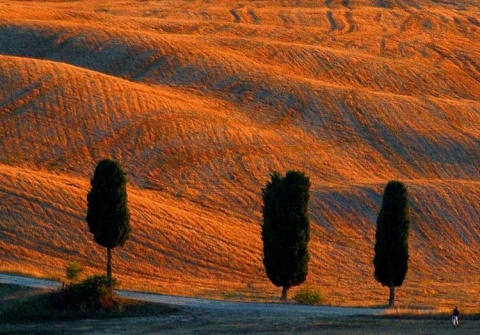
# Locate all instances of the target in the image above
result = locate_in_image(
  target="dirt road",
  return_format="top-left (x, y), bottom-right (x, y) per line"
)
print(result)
top-left (0, 273), bottom-right (383, 317)
top-left (1, 274), bottom-right (478, 334)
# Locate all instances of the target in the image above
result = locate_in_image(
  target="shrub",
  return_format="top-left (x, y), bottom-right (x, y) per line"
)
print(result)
top-left (65, 261), bottom-right (85, 282)
top-left (293, 286), bottom-right (323, 305)
top-left (57, 275), bottom-right (118, 312)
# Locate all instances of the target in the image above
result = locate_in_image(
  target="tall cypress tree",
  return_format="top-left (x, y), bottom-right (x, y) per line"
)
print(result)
top-left (373, 180), bottom-right (410, 307)
top-left (86, 159), bottom-right (131, 289)
top-left (262, 171), bottom-right (311, 300)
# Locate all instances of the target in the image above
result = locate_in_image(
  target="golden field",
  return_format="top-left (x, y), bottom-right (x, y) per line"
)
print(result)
top-left (0, 0), bottom-right (478, 310)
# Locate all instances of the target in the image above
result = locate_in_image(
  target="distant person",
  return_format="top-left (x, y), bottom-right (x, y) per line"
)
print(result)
top-left (452, 306), bottom-right (460, 328)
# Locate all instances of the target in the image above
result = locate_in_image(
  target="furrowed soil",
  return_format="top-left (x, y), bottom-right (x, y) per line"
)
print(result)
top-left (0, 0), bottom-right (479, 312)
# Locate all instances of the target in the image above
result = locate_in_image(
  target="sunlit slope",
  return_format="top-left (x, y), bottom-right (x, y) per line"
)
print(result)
top-left (0, 54), bottom-right (478, 217)
top-left (1, 164), bottom-right (479, 307)
top-left (1, 0), bottom-right (479, 99)
top-left (0, 0), bottom-right (479, 308)
top-left (0, 54), bottom-right (325, 218)
top-left (0, 164), bottom-right (264, 294)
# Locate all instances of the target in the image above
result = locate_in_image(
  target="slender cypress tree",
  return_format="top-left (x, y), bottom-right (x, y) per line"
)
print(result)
top-left (373, 180), bottom-right (410, 307)
top-left (86, 159), bottom-right (131, 289)
top-left (262, 170), bottom-right (311, 300)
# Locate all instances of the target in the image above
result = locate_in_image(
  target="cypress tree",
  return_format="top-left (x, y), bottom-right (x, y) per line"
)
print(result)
top-left (262, 171), bottom-right (311, 300)
top-left (86, 159), bottom-right (131, 289)
top-left (373, 180), bottom-right (410, 307)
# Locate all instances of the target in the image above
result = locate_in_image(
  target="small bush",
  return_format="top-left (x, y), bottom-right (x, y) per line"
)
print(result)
top-left (293, 286), bottom-right (323, 305)
top-left (65, 261), bottom-right (84, 282)
top-left (56, 275), bottom-right (118, 312)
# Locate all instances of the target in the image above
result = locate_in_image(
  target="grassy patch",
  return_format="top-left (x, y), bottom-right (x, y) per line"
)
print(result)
top-left (293, 286), bottom-right (324, 305)
top-left (0, 284), bottom-right (47, 315)
top-left (220, 289), bottom-right (271, 302)
top-left (0, 284), bottom-right (179, 323)
top-left (381, 306), bottom-right (480, 320)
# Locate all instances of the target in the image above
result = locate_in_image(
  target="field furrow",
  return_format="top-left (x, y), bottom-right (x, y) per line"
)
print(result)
top-left (0, 0), bottom-right (478, 309)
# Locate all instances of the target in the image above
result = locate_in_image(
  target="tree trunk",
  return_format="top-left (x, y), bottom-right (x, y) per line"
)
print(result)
top-left (281, 286), bottom-right (288, 301)
top-left (388, 285), bottom-right (395, 307)
top-left (107, 247), bottom-right (112, 289)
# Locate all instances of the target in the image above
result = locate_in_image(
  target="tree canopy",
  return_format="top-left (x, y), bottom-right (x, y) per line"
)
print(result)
top-left (86, 159), bottom-right (131, 287)
top-left (261, 170), bottom-right (311, 300)
top-left (373, 180), bottom-right (410, 307)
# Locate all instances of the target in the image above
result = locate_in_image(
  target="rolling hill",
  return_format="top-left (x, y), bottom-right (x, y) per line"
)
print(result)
top-left (0, 0), bottom-right (479, 309)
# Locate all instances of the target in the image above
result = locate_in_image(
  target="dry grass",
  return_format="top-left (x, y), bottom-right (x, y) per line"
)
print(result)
top-left (0, 0), bottom-right (479, 311)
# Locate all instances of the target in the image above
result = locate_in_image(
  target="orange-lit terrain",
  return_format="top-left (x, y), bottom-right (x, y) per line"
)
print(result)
top-left (0, 0), bottom-right (478, 310)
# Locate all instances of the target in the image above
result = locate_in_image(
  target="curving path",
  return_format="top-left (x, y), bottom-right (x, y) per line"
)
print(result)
top-left (0, 273), bottom-right (61, 290)
top-left (0, 273), bottom-right (384, 317)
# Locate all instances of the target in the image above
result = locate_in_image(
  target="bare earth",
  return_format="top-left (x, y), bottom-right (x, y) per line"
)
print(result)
top-left (0, 0), bottom-right (479, 310)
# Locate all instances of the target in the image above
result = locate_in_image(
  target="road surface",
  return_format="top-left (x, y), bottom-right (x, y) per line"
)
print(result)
top-left (0, 273), bottom-right (383, 317)
top-left (3, 273), bottom-right (479, 335)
